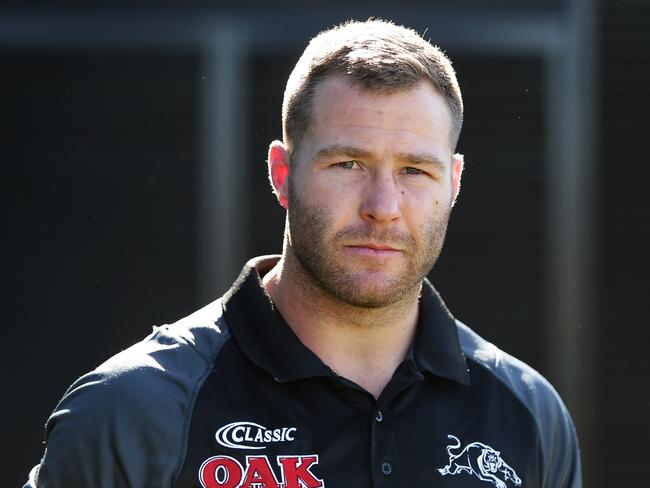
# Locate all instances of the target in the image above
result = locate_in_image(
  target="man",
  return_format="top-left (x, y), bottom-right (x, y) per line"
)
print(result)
top-left (25, 19), bottom-right (581, 488)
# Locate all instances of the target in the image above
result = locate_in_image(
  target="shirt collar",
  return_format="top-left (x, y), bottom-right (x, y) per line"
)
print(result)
top-left (222, 256), bottom-right (469, 385)
top-left (411, 280), bottom-right (470, 385)
top-left (222, 256), bottom-right (329, 382)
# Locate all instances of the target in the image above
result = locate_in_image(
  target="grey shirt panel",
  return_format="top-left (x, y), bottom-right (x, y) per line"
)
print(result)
top-left (25, 299), bottom-right (230, 488)
top-left (457, 319), bottom-right (582, 488)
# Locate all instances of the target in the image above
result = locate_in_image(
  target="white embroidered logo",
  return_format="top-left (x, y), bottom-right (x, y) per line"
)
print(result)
top-left (215, 421), bottom-right (297, 450)
top-left (437, 435), bottom-right (522, 488)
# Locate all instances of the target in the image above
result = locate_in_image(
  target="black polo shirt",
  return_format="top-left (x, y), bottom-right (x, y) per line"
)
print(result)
top-left (26, 256), bottom-right (581, 488)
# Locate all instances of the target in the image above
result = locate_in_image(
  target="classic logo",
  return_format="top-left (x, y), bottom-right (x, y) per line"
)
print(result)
top-left (199, 454), bottom-right (325, 488)
top-left (437, 434), bottom-right (522, 488)
top-left (216, 422), bottom-right (297, 450)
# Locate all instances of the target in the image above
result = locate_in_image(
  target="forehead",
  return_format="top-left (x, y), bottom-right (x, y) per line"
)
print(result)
top-left (302, 77), bottom-right (453, 162)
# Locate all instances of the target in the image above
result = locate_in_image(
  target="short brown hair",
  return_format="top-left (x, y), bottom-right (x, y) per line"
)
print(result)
top-left (282, 19), bottom-right (464, 158)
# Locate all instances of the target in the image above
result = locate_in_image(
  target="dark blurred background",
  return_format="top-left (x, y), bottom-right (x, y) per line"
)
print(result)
top-left (3, 1), bottom-right (648, 486)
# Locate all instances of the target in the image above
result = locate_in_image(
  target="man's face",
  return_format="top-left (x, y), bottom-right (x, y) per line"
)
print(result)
top-left (286, 77), bottom-right (461, 308)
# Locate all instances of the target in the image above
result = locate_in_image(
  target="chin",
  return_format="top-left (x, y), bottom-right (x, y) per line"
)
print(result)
top-left (328, 274), bottom-right (419, 308)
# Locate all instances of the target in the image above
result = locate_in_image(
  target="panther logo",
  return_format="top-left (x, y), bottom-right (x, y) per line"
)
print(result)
top-left (437, 434), bottom-right (522, 487)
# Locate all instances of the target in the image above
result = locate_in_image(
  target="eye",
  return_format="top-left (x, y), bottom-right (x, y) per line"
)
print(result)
top-left (401, 166), bottom-right (425, 175)
top-left (335, 160), bottom-right (361, 170)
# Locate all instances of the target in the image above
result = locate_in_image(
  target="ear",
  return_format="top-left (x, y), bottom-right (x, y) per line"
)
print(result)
top-left (451, 153), bottom-right (464, 207)
top-left (268, 140), bottom-right (291, 209)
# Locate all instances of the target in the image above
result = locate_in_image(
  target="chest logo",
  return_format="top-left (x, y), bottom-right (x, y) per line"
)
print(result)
top-left (437, 435), bottom-right (522, 488)
top-left (216, 422), bottom-right (297, 450)
top-left (199, 454), bottom-right (324, 488)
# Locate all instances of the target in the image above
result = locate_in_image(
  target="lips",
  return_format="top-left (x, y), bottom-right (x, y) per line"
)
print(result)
top-left (344, 243), bottom-right (403, 258)
top-left (348, 243), bottom-right (400, 251)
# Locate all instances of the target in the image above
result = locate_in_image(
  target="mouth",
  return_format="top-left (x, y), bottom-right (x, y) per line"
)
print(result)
top-left (348, 243), bottom-right (400, 251)
top-left (344, 243), bottom-right (403, 257)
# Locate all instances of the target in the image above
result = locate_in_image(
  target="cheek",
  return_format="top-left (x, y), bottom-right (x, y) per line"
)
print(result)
top-left (401, 188), bottom-right (451, 229)
top-left (307, 176), bottom-right (362, 210)
top-left (401, 184), bottom-right (444, 209)
top-left (291, 179), bottom-right (351, 229)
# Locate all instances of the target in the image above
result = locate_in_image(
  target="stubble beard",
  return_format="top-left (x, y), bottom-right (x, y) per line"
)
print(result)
top-left (287, 180), bottom-right (451, 309)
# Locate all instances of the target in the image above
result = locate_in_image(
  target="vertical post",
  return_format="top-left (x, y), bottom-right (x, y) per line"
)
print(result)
top-left (198, 22), bottom-right (249, 302)
top-left (544, 0), bottom-right (597, 483)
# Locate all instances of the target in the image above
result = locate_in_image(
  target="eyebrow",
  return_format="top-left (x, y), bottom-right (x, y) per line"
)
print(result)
top-left (314, 145), bottom-right (447, 171)
top-left (395, 152), bottom-right (447, 171)
top-left (314, 145), bottom-right (373, 161)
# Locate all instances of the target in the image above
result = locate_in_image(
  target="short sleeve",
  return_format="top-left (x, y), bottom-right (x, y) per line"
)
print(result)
top-left (24, 323), bottom-right (218, 488)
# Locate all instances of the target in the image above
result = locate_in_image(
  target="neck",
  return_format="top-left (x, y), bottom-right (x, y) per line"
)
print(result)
top-left (262, 251), bottom-right (421, 399)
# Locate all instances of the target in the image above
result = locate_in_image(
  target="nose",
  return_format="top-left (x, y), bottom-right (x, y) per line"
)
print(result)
top-left (360, 173), bottom-right (401, 223)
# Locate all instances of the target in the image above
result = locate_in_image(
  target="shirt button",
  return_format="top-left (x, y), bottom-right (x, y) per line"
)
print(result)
top-left (375, 411), bottom-right (383, 422)
top-left (380, 462), bottom-right (392, 476)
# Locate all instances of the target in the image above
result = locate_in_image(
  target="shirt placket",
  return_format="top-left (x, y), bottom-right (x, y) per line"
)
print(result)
top-left (370, 360), bottom-right (424, 488)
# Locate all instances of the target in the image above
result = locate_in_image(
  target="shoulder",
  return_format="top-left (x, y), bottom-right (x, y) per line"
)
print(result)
top-left (457, 319), bottom-right (564, 418)
top-left (456, 320), bottom-right (582, 487)
top-left (32, 299), bottom-right (233, 487)
top-left (65, 298), bottom-right (231, 415)
top-left (97, 297), bottom-right (231, 379)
